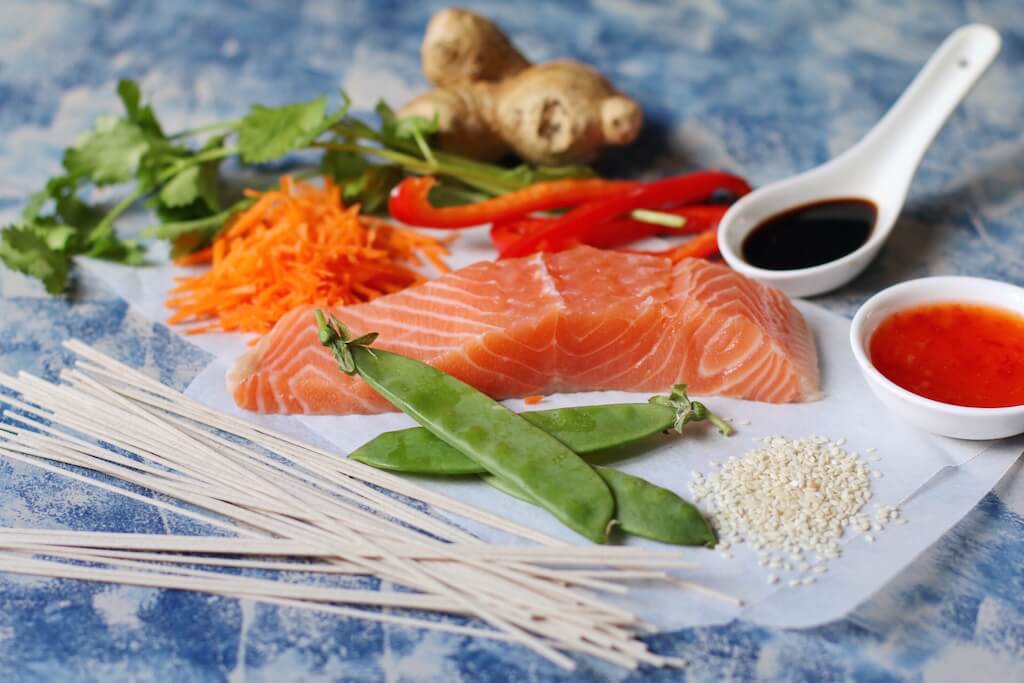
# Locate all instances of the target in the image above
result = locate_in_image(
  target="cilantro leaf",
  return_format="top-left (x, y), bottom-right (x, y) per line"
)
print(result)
top-left (321, 149), bottom-right (369, 183)
top-left (376, 100), bottom-right (439, 143)
top-left (117, 79), bottom-right (165, 139)
top-left (237, 96), bottom-right (347, 163)
top-left (48, 176), bottom-right (104, 231)
top-left (21, 188), bottom-right (50, 223)
top-left (135, 141), bottom-right (190, 193)
top-left (63, 116), bottom-right (151, 186)
top-left (150, 196), bottom-right (214, 225)
top-left (43, 225), bottom-right (77, 251)
top-left (197, 160), bottom-right (221, 211)
top-left (0, 223), bottom-right (73, 293)
top-left (158, 165), bottom-right (203, 208)
top-left (86, 232), bottom-right (145, 265)
top-left (62, 82), bottom-right (169, 188)
top-left (341, 165), bottom-right (404, 214)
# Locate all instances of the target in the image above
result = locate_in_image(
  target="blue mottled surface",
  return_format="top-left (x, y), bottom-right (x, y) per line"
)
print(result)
top-left (2, 1), bottom-right (1024, 680)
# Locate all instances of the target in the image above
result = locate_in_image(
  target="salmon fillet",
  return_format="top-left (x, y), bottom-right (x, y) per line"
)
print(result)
top-left (228, 246), bottom-right (820, 414)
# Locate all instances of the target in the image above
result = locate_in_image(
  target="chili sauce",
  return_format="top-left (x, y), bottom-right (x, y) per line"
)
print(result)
top-left (869, 302), bottom-right (1024, 408)
top-left (742, 198), bottom-right (876, 270)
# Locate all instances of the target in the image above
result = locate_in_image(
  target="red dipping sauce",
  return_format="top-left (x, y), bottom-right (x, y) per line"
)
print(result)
top-left (869, 302), bottom-right (1024, 408)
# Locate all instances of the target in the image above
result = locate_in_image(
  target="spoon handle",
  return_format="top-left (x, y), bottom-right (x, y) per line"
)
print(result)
top-left (845, 24), bottom-right (1001, 190)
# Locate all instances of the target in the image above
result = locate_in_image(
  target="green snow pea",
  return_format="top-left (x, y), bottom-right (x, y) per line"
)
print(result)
top-left (315, 310), bottom-right (616, 543)
top-left (484, 466), bottom-right (716, 547)
top-left (349, 386), bottom-right (732, 474)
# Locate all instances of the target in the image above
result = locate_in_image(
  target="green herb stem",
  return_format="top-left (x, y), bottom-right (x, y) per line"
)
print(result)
top-left (314, 142), bottom-right (518, 196)
top-left (86, 186), bottom-right (147, 243)
top-left (145, 197), bottom-right (256, 239)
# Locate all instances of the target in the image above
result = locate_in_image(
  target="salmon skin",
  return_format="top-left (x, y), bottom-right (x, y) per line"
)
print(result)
top-left (228, 246), bottom-right (820, 414)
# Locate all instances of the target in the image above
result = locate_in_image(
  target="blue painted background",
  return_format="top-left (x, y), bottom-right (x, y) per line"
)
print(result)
top-left (1, 1), bottom-right (1023, 680)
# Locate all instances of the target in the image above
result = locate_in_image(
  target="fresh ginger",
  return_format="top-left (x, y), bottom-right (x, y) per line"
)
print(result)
top-left (399, 8), bottom-right (643, 165)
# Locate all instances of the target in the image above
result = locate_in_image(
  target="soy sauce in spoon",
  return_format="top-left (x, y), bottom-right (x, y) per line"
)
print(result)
top-left (741, 197), bottom-right (877, 271)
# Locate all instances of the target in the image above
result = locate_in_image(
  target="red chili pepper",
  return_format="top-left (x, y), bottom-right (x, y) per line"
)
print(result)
top-left (387, 176), bottom-right (638, 228)
top-left (498, 171), bottom-right (751, 259)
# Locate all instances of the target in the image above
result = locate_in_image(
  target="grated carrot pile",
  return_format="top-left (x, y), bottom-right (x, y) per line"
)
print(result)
top-left (166, 176), bottom-right (450, 337)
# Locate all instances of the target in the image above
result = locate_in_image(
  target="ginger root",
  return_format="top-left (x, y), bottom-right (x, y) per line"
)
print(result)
top-left (398, 8), bottom-right (643, 165)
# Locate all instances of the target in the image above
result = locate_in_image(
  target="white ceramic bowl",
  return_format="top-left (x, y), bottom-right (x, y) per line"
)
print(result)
top-left (850, 276), bottom-right (1024, 440)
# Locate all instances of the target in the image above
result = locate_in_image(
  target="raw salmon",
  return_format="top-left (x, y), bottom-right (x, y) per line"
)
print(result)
top-left (228, 246), bottom-right (820, 414)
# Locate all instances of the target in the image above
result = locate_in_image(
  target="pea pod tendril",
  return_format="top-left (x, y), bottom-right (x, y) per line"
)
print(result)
top-left (649, 384), bottom-right (735, 436)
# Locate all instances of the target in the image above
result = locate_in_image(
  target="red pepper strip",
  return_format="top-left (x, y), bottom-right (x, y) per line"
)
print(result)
top-left (387, 176), bottom-right (639, 228)
top-left (489, 204), bottom-right (731, 252)
top-left (490, 218), bottom-right (551, 252)
top-left (667, 229), bottom-right (722, 260)
top-left (620, 226), bottom-right (723, 262)
top-left (491, 215), bottom-right (661, 252)
top-left (498, 171), bottom-right (751, 259)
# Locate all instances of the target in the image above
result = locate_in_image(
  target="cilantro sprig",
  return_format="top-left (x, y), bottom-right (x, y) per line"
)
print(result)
top-left (2, 80), bottom-right (593, 294)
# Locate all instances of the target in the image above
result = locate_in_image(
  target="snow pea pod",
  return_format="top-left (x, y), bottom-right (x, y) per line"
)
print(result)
top-left (350, 386), bottom-right (732, 474)
top-left (350, 403), bottom-right (676, 474)
top-left (484, 466), bottom-right (716, 547)
top-left (315, 311), bottom-right (615, 543)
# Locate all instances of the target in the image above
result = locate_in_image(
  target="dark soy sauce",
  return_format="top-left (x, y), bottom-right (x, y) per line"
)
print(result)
top-left (741, 198), bottom-right (877, 271)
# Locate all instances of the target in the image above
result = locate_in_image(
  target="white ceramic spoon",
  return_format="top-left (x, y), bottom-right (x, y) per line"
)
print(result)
top-left (718, 24), bottom-right (1001, 297)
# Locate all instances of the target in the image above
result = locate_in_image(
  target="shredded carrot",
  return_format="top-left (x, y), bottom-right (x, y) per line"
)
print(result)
top-left (523, 395), bottom-right (545, 405)
top-left (166, 176), bottom-right (451, 338)
top-left (172, 247), bottom-right (213, 266)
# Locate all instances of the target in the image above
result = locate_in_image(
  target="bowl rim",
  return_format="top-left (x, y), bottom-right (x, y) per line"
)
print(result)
top-left (849, 275), bottom-right (1024, 417)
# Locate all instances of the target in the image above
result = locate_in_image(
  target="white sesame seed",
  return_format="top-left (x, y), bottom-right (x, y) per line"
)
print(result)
top-left (866, 447), bottom-right (878, 454)
top-left (692, 435), bottom-right (876, 562)
top-left (864, 534), bottom-right (875, 543)
top-left (802, 576), bottom-right (816, 585)
top-left (788, 579), bottom-right (800, 588)
top-left (813, 565), bottom-right (827, 574)
top-left (768, 575), bottom-right (779, 585)
top-left (872, 471), bottom-right (883, 479)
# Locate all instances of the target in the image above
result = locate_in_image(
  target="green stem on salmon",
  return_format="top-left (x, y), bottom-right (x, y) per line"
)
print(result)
top-left (315, 309), bottom-right (616, 544)
top-left (484, 467), bottom-right (716, 547)
top-left (349, 388), bottom-right (729, 475)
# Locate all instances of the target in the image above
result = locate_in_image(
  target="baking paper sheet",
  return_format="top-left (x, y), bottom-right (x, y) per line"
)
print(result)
top-left (80, 245), bottom-right (1024, 630)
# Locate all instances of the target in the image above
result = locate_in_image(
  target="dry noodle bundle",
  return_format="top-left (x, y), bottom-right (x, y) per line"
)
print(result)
top-left (0, 341), bottom-right (741, 670)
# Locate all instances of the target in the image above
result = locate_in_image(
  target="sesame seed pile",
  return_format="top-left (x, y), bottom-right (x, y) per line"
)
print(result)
top-left (689, 435), bottom-right (904, 588)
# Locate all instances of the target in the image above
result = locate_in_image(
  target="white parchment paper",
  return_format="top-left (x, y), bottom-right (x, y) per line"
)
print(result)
top-left (80, 249), bottom-right (1024, 631)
